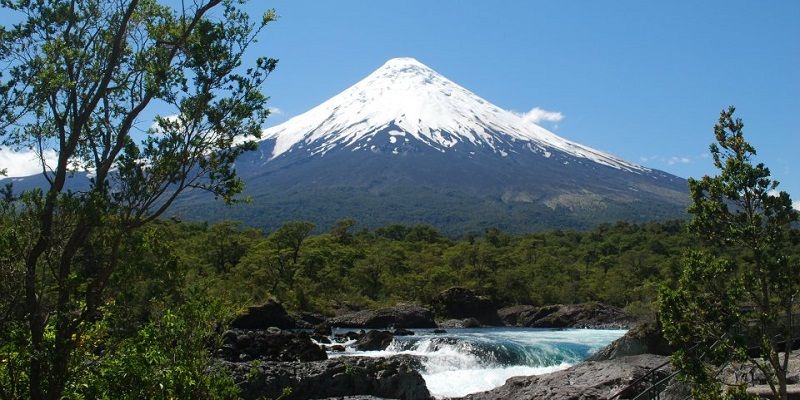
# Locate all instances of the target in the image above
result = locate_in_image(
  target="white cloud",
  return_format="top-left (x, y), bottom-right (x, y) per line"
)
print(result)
top-left (269, 107), bottom-right (283, 116)
top-left (0, 146), bottom-right (58, 178)
top-left (516, 107), bottom-right (564, 125)
top-left (793, 200), bottom-right (800, 211)
top-left (640, 155), bottom-right (693, 166)
top-left (667, 156), bottom-right (691, 165)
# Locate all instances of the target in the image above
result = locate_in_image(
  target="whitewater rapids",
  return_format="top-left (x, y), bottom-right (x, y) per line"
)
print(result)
top-left (325, 327), bottom-right (625, 398)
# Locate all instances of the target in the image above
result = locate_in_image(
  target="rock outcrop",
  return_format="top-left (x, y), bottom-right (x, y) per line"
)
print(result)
top-left (432, 287), bottom-right (502, 326)
top-left (355, 330), bottom-right (395, 351)
top-left (497, 302), bottom-right (635, 329)
top-left (218, 328), bottom-right (327, 362)
top-left (230, 300), bottom-right (296, 330)
top-left (458, 354), bottom-right (679, 400)
top-left (438, 317), bottom-right (482, 329)
top-left (291, 311), bottom-right (327, 329)
top-left (328, 304), bottom-right (436, 329)
top-left (223, 355), bottom-right (431, 400)
top-left (588, 321), bottom-right (674, 361)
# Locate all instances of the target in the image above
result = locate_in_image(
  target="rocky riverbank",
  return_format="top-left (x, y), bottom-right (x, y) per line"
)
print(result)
top-left (216, 289), bottom-right (651, 399)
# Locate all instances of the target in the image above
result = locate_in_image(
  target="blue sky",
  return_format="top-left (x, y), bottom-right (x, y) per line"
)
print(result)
top-left (0, 1), bottom-right (797, 203)
top-left (240, 0), bottom-right (799, 200)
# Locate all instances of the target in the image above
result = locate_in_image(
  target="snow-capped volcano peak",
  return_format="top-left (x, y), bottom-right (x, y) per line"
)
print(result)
top-left (262, 58), bottom-right (646, 172)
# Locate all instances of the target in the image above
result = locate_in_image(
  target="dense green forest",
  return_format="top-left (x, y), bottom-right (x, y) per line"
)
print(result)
top-left (4, 215), bottom-right (800, 398)
top-left (111, 219), bottom-right (698, 319)
top-left (3, 215), bottom-right (717, 398)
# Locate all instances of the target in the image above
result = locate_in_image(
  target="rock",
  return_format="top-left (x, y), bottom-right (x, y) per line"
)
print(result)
top-left (230, 300), bottom-right (296, 330)
top-left (312, 333), bottom-right (332, 344)
top-left (497, 305), bottom-right (538, 326)
top-left (218, 328), bottom-right (327, 362)
top-left (291, 311), bottom-right (327, 329)
top-left (588, 321), bottom-right (675, 361)
top-left (432, 329), bottom-right (447, 334)
top-left (438, 317), bottom-right (482, 328)
top-left (432, 287), bottom-right (502, 326)
top-left (458, 354), bottom-right (678, 400)
top-left (222, 355), bottom-right (431, 400)
top-left (330, 345), bottom-right (346, 352)
top-left (314, 321), bottom-right (333, 336)
top-left (328, 304), bottom-right (436, 329)
top-left (355, 330), bottom-right (394, 351)
top-left (393, 328), bottom-right (415, 336)
top-left (497, 302), bottom-right (636, 329)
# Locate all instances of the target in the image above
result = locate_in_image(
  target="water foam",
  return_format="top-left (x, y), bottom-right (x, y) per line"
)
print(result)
top-left (329, 328), bottom-right (625, 398)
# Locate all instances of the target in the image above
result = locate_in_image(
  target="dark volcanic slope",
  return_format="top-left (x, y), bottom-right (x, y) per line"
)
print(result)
top-left (4, 58), bottom-right (689, 234)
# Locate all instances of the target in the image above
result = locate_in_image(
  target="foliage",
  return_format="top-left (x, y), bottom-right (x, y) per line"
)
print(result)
top-left (67, 295), bottom-right (238, 400)
top-left (154, 218), bottom-right (699, 315)
top-left (0, 0), bottom-right (276, 398)
top-left (659, 107), bottom-right (800, 399)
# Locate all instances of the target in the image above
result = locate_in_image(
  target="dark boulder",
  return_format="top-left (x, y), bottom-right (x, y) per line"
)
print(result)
top-left (498, 302), bottom-right (636, 329)
top-left (218, 328), bottom-right (327, 362)
top-left (458, 354), bottom-right (680, 400)
top-left (588, 321), bottom-right (675, 361)
top-left (438, 317), bottom-right (482, 328)
top-left (230, 300), bottom-right (295, 330)
top-left (497, 305), bottom-right (538, 326)
top-left (393, 328), bottom-right (415, 336)
top-left (291, 311), bottom-right (327, 329)
top-left (223, 355), bottom-right (431, 400)
top-left (329, 304), bottom-right (436, 329)
top-left (432, 287), bottom-right (502, 326)
top-left (312, 333), bottom-right (332, 344)
top-left (355, 330), bottom-right (394, 351)
top-left (330, 345), bottom-right (346, 352)
top-left (314, 321), bottom-right (333, 336)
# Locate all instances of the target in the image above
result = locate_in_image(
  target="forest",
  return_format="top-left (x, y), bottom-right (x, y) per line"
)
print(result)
top-left (3, 212), bottom-right (797, 397)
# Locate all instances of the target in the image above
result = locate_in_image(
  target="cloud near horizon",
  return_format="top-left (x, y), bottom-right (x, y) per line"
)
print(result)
top-left (0, 146), bottom-right (57, 178)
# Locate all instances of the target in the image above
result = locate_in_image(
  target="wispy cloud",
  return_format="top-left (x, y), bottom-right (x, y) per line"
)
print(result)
top-left (668, 156), bottom-right (691, 165)
top-left (639, 154), bottom-right (695, 166)
top-left (515, 107), bottom-right (564, 125)
top-left (0, 146), bottom-right (58, 178)
top-left (793, 200), bottom-right (800, 211)
top-left (269, 107), bottom-right (283, 116)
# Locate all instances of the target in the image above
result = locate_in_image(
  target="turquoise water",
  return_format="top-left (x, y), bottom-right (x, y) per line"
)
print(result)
top-left (326, 327), bottom-right (625, 398)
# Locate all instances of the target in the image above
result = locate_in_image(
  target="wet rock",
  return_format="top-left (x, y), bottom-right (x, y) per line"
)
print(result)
top-left (329, 304), bottom-right (436, 329)
top-left (458, 354), bottom-right (677, 400)
top-left (432, 329), bottom-right (447, 334)
top-left (438, 317), bottom-right (482, 328)
top-left (497, 305), bottom-right (538, 326)
top-left (291, 311), bottom-right (327, 329)
top-left (314, 321), bottom-right (333, 336)
top-left (588, 321), bottom-right (674, 361)
top-left (497, 302), bottom-right (636, 329)
top-left (393, 328), bottom-right (415, 336)
top-left (230, 300), bottom-right (296, 330)
top-left (312, 333), bottom-right (332, 344)
top-left (222, 355), bottom-right (431, 400)
top-left (218, 328), bottom-right (327, 362)
top-left (432, 287), bottom-right (502, 326)
top-left (330, 345), bottom-right (346, 352)
top-left (355, 330), bottom-right (394, 351)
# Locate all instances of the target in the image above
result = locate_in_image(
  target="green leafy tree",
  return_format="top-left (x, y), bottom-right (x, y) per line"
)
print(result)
top-left (660, 107), bottom-right (800, 399)
top-left (0, 1), bottom-right (276, 398)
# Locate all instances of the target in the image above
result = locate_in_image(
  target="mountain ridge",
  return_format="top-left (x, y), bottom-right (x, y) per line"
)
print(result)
top-left (3, 57), bottom-right (690, 234)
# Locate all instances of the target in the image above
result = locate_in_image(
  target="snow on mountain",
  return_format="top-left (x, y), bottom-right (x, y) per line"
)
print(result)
top-left (261, 57), bottom-right (646, 173)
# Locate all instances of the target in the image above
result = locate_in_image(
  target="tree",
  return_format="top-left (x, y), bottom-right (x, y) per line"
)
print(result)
top-left (660, 107), bottom-right (800, 399)
top-left (0, 1), bottom-right (276, 398)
